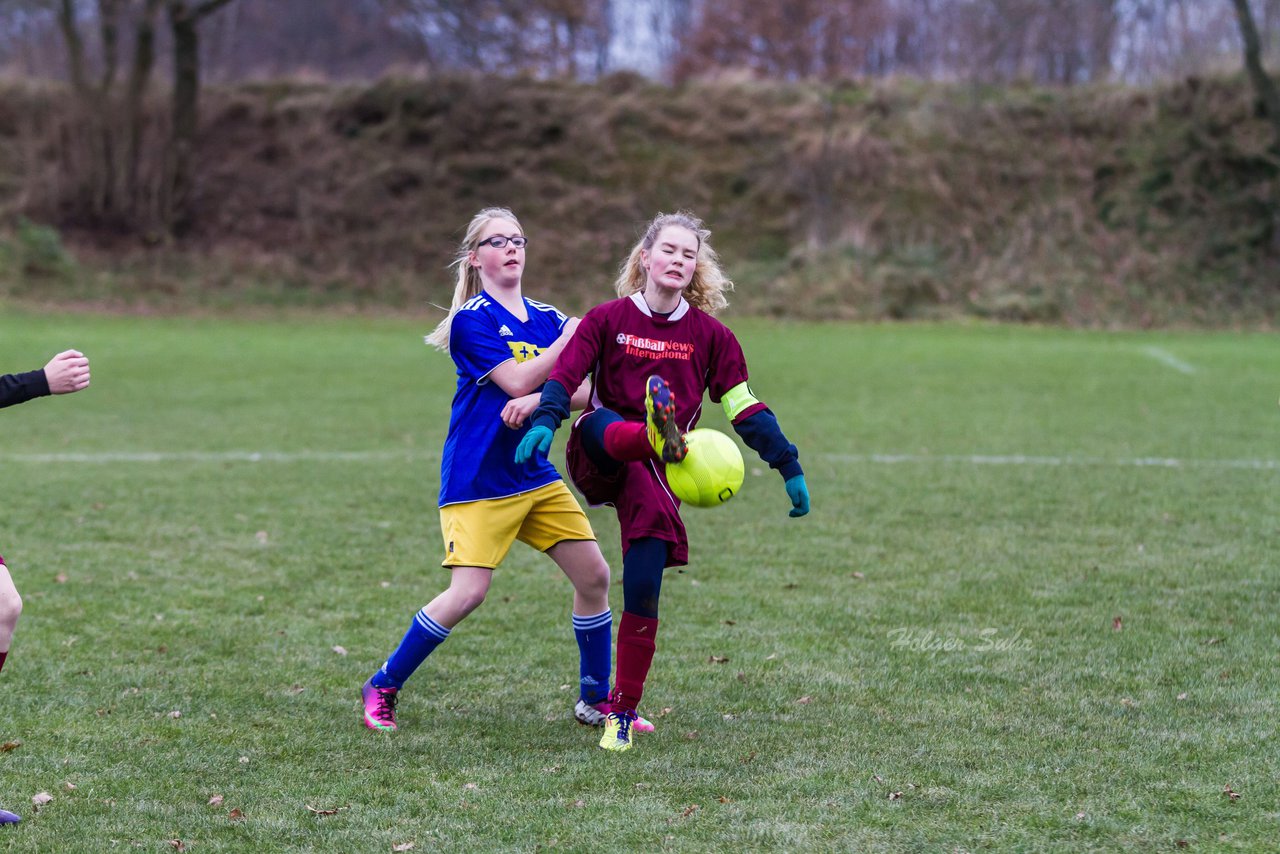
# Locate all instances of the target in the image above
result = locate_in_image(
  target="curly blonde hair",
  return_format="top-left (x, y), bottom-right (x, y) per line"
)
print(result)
top-left (425, 207), bottom-right (523, 352)
top-left (613, 211), bottom-right (733, 315)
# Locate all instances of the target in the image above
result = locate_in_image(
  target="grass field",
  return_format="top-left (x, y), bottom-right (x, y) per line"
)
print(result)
top-left (0, 309), bottom-right (1277, 852)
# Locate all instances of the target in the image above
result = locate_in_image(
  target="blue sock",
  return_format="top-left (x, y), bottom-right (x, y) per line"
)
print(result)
top-left (371, 608), bottom-right (451, 690)
top-left (572, 608), bottom-right (612, 705)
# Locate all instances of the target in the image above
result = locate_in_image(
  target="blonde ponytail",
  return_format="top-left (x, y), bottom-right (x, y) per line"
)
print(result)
top-left (425, 207), bottom-right (523, 351)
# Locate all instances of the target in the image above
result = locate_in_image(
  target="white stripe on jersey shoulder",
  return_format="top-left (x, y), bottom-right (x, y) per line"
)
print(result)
top-left (525, 298), bottom-right (568, 323)
top-left (628, 291), bottom-right (690, 321)
top-left (460, 294), bottom-right (492, 312)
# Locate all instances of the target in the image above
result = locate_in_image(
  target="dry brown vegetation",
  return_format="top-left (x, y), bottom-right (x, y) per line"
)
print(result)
top-left (0, 72), bottom-right (1277, 325)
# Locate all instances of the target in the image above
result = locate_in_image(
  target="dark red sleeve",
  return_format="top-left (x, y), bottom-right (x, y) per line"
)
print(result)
top-left (705, 321), bottom-right (752, 405)
top-left (547, 304), bottom-right (606, 391)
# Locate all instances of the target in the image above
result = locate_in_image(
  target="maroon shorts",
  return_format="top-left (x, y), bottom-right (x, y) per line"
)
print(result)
top-left (565, 422), bottom-right (688, 568)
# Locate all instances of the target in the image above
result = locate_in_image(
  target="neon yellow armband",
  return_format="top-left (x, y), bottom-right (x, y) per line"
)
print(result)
top-left (721, 382), bottom-right (760, 422)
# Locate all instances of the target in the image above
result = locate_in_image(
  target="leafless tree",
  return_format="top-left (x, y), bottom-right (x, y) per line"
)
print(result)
top-left (1230, 0), bottom-right (1280, 149)
top-left (379, 0), bottom-right (612, 79)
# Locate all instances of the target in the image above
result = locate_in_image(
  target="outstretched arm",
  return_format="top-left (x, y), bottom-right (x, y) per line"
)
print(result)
top-left (0, 350), bottom-right (90, 409)
top-left (501, 378), bottom-right (592, 430)
top-left (722, 383), bottom-right (809, 518)
top-left (487, 318), bottom-right (579, 399)
top-left (514, 310), bottom-right (602, 464)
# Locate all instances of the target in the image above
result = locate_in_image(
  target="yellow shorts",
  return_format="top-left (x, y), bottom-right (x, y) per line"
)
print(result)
top-left (439, 481), bottom-right (596, 569)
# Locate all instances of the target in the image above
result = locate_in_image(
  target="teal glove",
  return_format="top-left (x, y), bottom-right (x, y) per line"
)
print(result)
top-left (515, 424), bottom-right (554, 464)
top-left (785, 474), bottom-right (810, 518)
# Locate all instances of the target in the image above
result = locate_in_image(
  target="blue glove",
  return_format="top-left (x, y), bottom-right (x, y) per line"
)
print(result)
top-left (515, 424), bottom-right (554, 464)
top-left (785, 474), bottom-right (810, 518)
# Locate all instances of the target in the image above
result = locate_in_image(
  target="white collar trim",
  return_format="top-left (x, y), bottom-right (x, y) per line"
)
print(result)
top-left (629, 291), bottom-right (689, 321)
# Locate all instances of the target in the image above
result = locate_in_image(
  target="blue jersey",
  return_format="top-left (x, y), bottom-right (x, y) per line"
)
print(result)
top-left (439, 292), bottom-right (569, 506)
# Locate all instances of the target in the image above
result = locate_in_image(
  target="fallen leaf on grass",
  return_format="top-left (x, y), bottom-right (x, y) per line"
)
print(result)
top-left (32, 792), bottom-right (53, 806)
top-left (1112, 616), bottom-right (1123, 631)
top-left (795, 696), bottom-right (812, 704)
top-left (872, 775), bottom-right (884, 783)
top-left (208, 795), bottom-right (224, 807)
top-left (1223, 785), bottom-right (1241, 801)
top-left (1176, 692), bottom-right (1188, 701)
top-left (888, 791), bottom-right (903, 801)
top-left (228, 807), bottom-right (245, 820)
top-left (1204, 637), bottom-right (1222, 645)
top-left (332, 646), bottom-right (348, 656)
top-left (717, 796), bottom-right (731, 804)
top-left (684, 731), bottom-right (699, 740)
top-left (168, 841), bottom-right (186, 852)
top-left (169, 710), bottom-right (182, 719)
top-left (1075, 812), bottom-right (1086, 820)
top-left (570, 799), bottom-right (586, 808)
top-left (64, 782), bottom-right (76, 791)
top-left (255, 531), bottom-right (269, 544)
top-left (392, 844), bottom-right (415, 853)
top-left (656, 707), bottom-right (673, 718)
top-left (666, 804), bottom-right (700, 823)
top-left (463, 783), bottom-right (478, 791)
top-left (55, 573), bottom-right (68, 584)
top-left (722, 619), bottom-right (736, 625)
top-left (741, 752), bottom-right (757, 764)
top-left (288, 684), bottom-right (305, 694)
top-left (708, 655), bottom-right (728, 664)
top-left (305, 804), bottom-right (348, 816)
top-left (851, 572), bottom-right (865, 580)
top-left (1, 741), bottom-right (20, 752)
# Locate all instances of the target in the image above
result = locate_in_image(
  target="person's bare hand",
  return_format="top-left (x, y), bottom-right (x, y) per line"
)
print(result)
top-left (501, 393), bottom-right (541, 429)
top-left (43, 350), bottom-right (90, 395)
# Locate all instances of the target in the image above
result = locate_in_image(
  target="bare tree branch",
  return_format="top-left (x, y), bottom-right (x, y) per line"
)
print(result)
top-left (57, 0), bottom-right (88, 95)
top-left (1230, 0), bottom-right (1280, 148)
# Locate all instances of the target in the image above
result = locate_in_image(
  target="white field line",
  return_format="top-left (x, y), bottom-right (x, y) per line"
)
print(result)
top-left (1, 450), bottom-right (1276, 471)
top-left (1141, 346), bottom-right (1197, 375)
top-left (822, 453), bottom-right (1279, 471)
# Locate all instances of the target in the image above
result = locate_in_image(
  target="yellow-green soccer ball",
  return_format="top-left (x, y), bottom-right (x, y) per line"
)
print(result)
top-left (665, 428), bottom-right (745, 508)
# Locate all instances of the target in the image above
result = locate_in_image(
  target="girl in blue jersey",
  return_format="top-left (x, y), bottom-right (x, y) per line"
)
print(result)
top-left (361, 208), bottom-right (617, 736)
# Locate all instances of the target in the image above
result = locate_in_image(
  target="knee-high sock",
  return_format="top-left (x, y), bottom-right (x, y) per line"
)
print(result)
top-left (572, 609), bottom-right (612, 705)
top-left (372, 608), bottom-right (451, 690)
top-left (603, 421), bottom-right (655, 462)
top-left (611, 611), bottom-right (659, 714)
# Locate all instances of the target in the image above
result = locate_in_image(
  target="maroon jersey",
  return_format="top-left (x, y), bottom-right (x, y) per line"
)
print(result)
top-left (549, 293), bottom-right (751, 430)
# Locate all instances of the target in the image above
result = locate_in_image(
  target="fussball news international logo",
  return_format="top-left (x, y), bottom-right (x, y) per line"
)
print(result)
top-left (615, 333), bottom-right (694, 361)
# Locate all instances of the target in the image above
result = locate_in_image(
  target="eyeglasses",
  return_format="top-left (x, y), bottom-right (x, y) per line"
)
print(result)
top-left (476, 235), bottom-right (528, 249)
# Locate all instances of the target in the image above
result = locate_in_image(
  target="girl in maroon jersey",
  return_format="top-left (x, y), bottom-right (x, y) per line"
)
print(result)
top-left (516, 211), bottom-right (810, 751)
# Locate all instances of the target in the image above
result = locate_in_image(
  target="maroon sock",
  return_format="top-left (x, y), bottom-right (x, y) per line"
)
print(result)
top-left (0, 651), bottom-right (7, 675)
top-left (611, 611), bottom-right (659, 714)
top-left (603, 421), bottom-right (654, 462)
